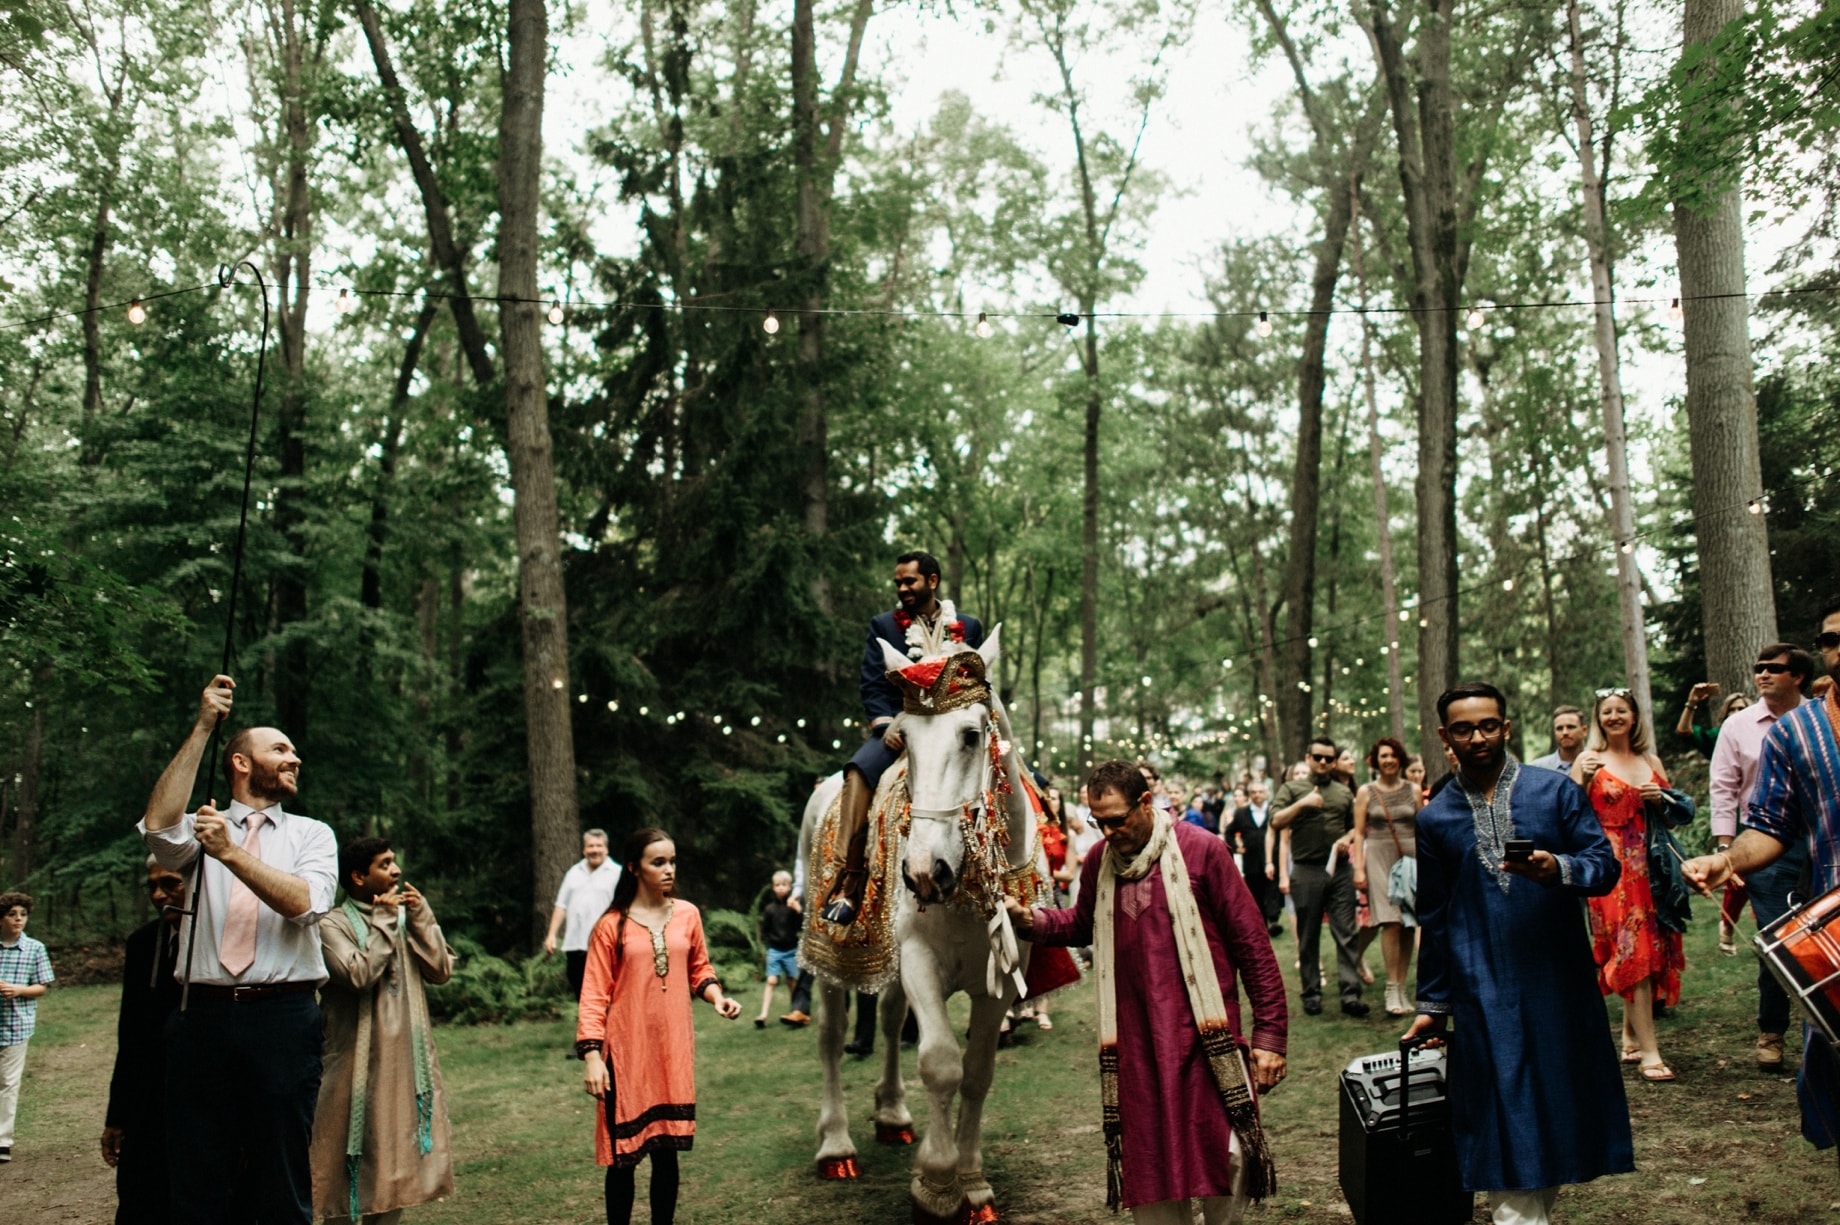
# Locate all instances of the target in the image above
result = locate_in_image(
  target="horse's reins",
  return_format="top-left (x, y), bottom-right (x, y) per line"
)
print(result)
top-left (164, 262), bottom-right (271, 1011)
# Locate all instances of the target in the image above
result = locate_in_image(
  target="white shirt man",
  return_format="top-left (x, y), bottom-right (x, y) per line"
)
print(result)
top-left (137, 676), bottom-right (338, 1224)
top-left (1707, 646), bottom-right (1812, 1068)
top-left (545, 831), bottom-right (622, 999)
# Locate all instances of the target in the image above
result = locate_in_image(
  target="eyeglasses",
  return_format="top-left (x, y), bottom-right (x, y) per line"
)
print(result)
top-left (1091, 813), bottom-right (1133, 831)
top-left (1446, 719), bottom-right (1505, 741)
top-left (1815, 632), bottom-right (1840, 652)
top-left (147, 879), bottom-right (184, 894)
top-left (1594, 687), bottom-right (1631, 699)
top-left (1308, 752), bottom-right (1336, 763)
top-left (1754, 662), bottom-right (1791, 675)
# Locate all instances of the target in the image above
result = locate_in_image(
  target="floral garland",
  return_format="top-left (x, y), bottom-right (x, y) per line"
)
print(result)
top-left (893, 598), bottom-right (965, 660)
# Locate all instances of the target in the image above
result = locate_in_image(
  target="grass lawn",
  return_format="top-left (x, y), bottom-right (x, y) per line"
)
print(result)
top-left (3, 895), bottom-right (1835, 1223)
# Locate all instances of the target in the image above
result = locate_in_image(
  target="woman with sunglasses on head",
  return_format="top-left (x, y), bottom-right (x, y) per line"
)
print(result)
top-left (1572, 689), bottom-right (1683, 1081)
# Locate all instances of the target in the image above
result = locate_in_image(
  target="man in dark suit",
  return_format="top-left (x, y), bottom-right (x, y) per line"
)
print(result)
top-left (1225, 781), bottom-right (1282, 937)
top-left (101, 857), bottom-right (187, 1225)
top-left (820, 550), bottom-right (985, 925)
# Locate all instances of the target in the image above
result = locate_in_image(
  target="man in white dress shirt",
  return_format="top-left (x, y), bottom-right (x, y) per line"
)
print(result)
top-left (138, 675), bottom-right (337, 1224)
top-left (1709, 643), bottom-right (1816, 1068)
top-left (543, 828), bottom-right (622, 998)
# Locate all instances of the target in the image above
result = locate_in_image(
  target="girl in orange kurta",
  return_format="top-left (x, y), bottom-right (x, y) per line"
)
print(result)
top-left (577, 827), bottom-right (741, 1225)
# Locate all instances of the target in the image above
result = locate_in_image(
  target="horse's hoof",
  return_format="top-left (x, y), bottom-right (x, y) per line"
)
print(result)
top-left (876, 1123), bottom-right (917, 1145)
top-left (816, 1156), bottom-right (861, 1180)
top-left (965, 1205), bottom-right (1002, 1225)
top-left (910, 1200), bottom-right (970, 1225)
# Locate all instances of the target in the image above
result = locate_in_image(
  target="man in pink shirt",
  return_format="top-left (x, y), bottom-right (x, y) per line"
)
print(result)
top-left (1710, 642), bottom-right (1817, 1068)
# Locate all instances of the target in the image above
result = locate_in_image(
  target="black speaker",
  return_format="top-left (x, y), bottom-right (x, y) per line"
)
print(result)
top-left (1338, 1037), bottom-right (1474, 1225)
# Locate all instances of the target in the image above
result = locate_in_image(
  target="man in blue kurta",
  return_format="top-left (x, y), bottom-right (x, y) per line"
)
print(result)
top-left (818, 550), bottom-right (984, 925)
top-left (1404, 681), bottom-right (1633, 1225)
top-left (1686, 596), bottom-right (1840, 1155)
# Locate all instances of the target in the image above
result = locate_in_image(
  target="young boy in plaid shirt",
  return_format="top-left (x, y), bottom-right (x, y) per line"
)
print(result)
top-left (0, 890), bottom-right (55, 1163)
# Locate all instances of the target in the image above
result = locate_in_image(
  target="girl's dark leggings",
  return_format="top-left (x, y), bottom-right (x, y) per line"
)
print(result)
top-left (605, 1148), bottom-right (679, 1225)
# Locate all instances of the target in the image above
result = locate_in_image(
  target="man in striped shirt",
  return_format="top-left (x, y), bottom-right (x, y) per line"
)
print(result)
top-left (1686, 595), bottom-right (1840, 1158)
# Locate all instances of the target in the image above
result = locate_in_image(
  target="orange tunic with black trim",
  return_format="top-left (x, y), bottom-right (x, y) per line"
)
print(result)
top-left (576, 902), bottom-right (719, 1167)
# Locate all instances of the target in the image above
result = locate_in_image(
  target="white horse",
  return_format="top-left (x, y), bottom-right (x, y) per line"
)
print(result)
top-left (796, 629), bottom-right (1041, 1224)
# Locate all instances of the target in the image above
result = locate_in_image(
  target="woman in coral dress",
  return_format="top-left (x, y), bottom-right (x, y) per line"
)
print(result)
top-left (577, 827), bottom-right (742, 1225)
top-left (1575, 689), bottom-right (1684, 1082)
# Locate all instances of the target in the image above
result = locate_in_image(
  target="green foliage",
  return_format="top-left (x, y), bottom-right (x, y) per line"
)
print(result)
top-left (425, 934), bottom-right (570, 1025)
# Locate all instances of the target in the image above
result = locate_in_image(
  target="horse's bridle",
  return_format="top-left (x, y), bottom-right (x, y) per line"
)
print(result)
top-left (904, 704), bottom-right (999, 827)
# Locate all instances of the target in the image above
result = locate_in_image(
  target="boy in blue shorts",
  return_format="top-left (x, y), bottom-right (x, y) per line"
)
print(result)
top-left (755, 871), bottom-right (801, 1029)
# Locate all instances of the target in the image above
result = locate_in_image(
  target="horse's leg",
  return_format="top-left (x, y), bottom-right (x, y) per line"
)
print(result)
top-left (953, 991), bottom-right (1010, 1220)
top-left (874, 978), bottom-right (915, 1142)
top-left (904, 943), bottom-right (967, 1224)
top-left (814, 980), bottom-right (860, 1178)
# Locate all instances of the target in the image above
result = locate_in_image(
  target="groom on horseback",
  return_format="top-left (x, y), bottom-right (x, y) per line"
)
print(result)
top-left (819, 551), bottom-right (985, 926)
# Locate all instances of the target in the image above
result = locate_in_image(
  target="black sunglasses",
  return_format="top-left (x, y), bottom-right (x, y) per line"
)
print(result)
top-left (1754, 662), bottom-right (1790, 675)
top-left (1815, 632), bottom-right (1840, 652)
top-left (1308, 752), bottom-right (1336, 763)
top-left (1091, 813), bottom-right (1133, 831)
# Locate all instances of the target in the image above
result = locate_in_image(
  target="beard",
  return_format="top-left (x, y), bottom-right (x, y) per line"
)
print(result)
top-left (898, 586), bottom-right (924, 611)
top-left (246, 759), bottom-right (298, 803)
top-left (1453, 741), bottom-right (1506, 776)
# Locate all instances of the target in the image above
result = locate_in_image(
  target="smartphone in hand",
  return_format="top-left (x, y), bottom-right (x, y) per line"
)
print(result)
top-left (1504, 839), bottom-right (1535, 863)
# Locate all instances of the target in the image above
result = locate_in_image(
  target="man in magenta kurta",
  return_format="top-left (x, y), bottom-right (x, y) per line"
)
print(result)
top-left (1010, 760), bottom-right (1288, 1224)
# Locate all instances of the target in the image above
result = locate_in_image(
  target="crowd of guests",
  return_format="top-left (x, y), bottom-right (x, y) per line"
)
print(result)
top-left (6, 597), bottom-right (1840, 1225)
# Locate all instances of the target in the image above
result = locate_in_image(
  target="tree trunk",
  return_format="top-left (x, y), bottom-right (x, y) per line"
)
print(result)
top-left (1276, 173), bottom-right (1359, 760)
top-left (360, 299), bottom-right (438, 610)
top-left (1079, 317), bottom-right (1101, 775)
top-left (499, 0), bottom-right (581, 944)
top-left (1353, 211), bottom-right (1407, 745)
top-left (1565, 0), bottom-right (1651, 725)
top-left (1368, 0), bottom-right (1463, 748)
top-left (1674, 0), bottom-right (1777, 696)
top-left (80, 191), bottom-right (113, 429)
top-left (790, 0), bottom-right (874, 617)
top-left (270, 0), bottom-right (317, 740)
top-left (8, 664), bottom-right (51, 886)
top-left (351, 0), bottom-right (497, 386)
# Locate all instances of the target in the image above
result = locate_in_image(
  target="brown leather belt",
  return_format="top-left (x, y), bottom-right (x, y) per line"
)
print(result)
top-left (187, 980), bottom-right (319, 1003)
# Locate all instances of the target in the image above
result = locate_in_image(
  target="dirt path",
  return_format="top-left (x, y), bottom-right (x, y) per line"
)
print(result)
top-left (0, 985), bottom-right (118, 1222)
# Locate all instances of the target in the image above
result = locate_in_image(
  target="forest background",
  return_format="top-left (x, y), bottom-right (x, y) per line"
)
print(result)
top-left (2, 0), bottom-right (1837, 958)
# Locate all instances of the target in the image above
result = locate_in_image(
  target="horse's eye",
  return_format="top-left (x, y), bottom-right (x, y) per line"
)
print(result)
top-left (961, 727), bottom-right (980, 748)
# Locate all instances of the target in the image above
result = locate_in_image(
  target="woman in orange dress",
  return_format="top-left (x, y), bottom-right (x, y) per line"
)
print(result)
top-left (577, 827), bottom-right (742, 1225)
top-left (1574, 689), bottom-right (1684, 1083)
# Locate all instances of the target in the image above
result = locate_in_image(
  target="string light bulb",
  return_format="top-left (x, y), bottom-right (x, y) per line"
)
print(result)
top-left (976, 312), bottom-right (993, 339)
top-left (126, 300), bottom-right (146, 325)
top-left (763, 311), bottom-right (780, 335)
top-left (1465, 307), bottom-right (1485, 329)
top-left (1667, 298), bottom-right (1683, 323)
top-left (1747, 499), bottom-right (1762, 514)
top-left (1255, 311), bottom-right (1273, 338)
top-left (547, 300), bottom-right (564, 325)
top-left (1619, 540), bottom-right (1635, 555)
top-left (336, 288), bottom-right (356, 315)
top-left (1501, 577), bottom-right (1514, 592)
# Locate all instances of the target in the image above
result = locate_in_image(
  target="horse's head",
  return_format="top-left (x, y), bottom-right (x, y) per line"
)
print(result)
top-left (877, 628), bottom-right (1007, 906)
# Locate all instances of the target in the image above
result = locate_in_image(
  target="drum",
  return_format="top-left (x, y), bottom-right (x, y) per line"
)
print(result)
top-left (1755, 883), bottom-right (1840, 1044)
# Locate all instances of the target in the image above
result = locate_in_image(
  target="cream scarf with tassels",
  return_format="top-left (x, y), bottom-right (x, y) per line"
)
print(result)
top-left (1094, 811), bottom-right (1276, 1208)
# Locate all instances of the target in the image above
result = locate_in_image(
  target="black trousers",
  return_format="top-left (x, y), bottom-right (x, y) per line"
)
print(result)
top-left (1244, 868), bottom-right (1282, 932)
top-left (788, 969), bottom-right (813, 1016)
top-left (566, 949), bottom-right (590, 999)
top-left (1290, 860), bottom-right (1363, 1007)
top-left (165, 992), bottom-right (321, 1224)
top-left (114, 1120), bottom-right (175, 1225)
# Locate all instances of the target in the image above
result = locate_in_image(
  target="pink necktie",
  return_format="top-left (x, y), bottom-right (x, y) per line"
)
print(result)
top-left (217, 810), bottom-right (267, 976)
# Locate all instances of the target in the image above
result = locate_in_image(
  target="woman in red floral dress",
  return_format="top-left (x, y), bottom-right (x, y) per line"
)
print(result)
top-left (1574, 689), bottom-right (1684, 1082)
